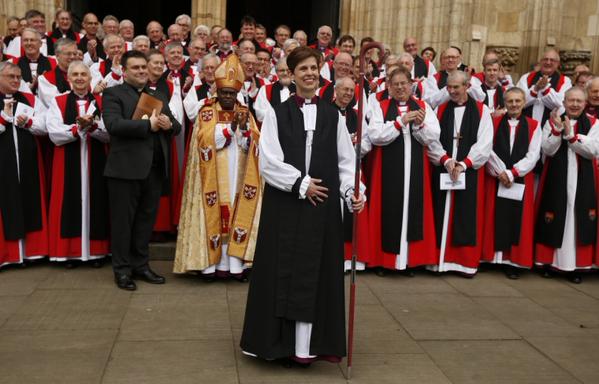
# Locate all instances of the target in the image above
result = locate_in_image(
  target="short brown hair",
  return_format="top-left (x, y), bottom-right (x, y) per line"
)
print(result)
top-left (389, 66), bottom-right (412, 83)
top-left (287, 46), bottom-right (321, 73)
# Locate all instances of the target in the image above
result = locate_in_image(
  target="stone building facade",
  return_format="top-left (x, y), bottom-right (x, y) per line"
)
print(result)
top-left (2, 0), bottom-right (598, 79)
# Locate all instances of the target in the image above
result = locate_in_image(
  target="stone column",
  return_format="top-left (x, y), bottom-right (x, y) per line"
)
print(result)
top-left (191, 0), bottom-right (226, 29)
top-left (0, 0), bottom-right (61, 35)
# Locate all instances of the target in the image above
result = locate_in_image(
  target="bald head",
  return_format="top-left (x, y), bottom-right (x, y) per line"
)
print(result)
top-left (403, 37), bottom-right (418, 56)
top-left (333, 52), bottom-right (353, 79)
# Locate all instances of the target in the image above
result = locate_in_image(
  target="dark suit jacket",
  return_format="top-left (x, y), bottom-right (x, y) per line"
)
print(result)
top-left (102, 82), bottom-right (181, 180)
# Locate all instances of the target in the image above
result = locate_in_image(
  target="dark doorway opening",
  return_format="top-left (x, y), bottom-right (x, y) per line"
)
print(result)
top-left (226, 0), bottom-right (340, 44)
top-left (67, 0), bottom-right (191, 34)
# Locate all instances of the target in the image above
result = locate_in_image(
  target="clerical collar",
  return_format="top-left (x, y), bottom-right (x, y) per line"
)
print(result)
top-left (73, 91), bottom-right (88, 100)
top-left (3, 93), bottom-right (13, 100)
top-left (294, 94), bottom-right (318, 107)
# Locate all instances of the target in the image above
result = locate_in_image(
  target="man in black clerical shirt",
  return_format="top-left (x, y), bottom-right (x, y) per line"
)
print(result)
top-left (102, 50), bottom-right (181, 290)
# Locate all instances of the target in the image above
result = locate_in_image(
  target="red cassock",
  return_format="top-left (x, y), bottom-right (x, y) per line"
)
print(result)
top-left (0, 92), bottom-right (49, 266)
top-left (430, 98), bottom-right (494, 274)
top-left (365, 97), bottom-right (438, 270)
top-left (150, 77), bottom-right (183, 232)
top-left (481, 115), bottom-right (540, 268)
top-left (534, 114), bottom-right (599, 269)
top-left (47, 92), bottom-right (110, 260)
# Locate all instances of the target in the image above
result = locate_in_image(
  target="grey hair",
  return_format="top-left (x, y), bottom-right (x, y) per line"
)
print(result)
top-left (119, 19), bottom-right (134, 28)
top-left (54, 38), bottom-right (77, 55)
top-left (202, 53), bottom-right (221, 67)
top-left (283, 38), bottom-right (299, 51)
top-left (175, 14), bottom-right (192, 26)
top-left (0, 61), bottom-right (20, 74)
top-left (21, 27), bottom-right (42, 40)
top-left (398, 52), bottom-right (414, 64)
top-left (447, 70), bottom-right (469, 86)
top-left (565, 86), bottom-right (588, 100)
top-left (67, 60), bottom-right (90, 77)
top-left (194, 24), bottom-right (210, 36)
top-left (103, 34), bottom-right (124, 49)
top-left (133, 35), bottom-right (150, 46)
top-left (334, 76), bottom-right (355, 88)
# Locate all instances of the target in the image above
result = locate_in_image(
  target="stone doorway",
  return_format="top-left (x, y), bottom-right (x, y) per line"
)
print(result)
top-left (225, 0), bottom-right (340, 43)
top-left (67, 0), bottom-right (192, 33)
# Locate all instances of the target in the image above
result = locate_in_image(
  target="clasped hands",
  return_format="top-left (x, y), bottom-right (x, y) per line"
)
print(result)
top-left (3, 99), bottom-right (28, 128)
top-left (306, 178), bottom-right (365, 213)
top-left (398, 109), bottom-right (426, 127)
top-left (444, 158), bottom-right (465, 182)
top-left (149, 109), bottom-right (173, 132)
top-left (230, 110), bottom-right (249, 133)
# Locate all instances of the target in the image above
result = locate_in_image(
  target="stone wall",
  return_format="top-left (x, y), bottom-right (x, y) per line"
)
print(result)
top-left (340, 0), bottom-right (599, 79)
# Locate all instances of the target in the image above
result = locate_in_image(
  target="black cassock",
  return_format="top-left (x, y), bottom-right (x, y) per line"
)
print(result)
top-left (240, 98), bottom-right (346, 359)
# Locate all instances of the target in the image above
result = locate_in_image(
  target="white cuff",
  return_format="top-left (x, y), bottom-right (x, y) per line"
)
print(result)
top-left (1, 111), bottom-right (14, 123)
top-left (506, 170), bottom-right (514, 183)
top-left (562, 131), bottom-right (575, 141)
top-left (299, 175), bottom-right (311, 199)
top-left (458, 161), bottom-right (467, 170)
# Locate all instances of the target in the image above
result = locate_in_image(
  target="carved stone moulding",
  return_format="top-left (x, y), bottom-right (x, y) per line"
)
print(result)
top-left (486, 46), bottom-right (520, 70)
top-left (559, 50), bottom-right (592, 75)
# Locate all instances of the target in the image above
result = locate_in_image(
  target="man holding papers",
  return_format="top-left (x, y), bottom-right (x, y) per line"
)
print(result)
top-left (102, 50), bottom-right (181, 290)
top-left (427, 71), bottom-right (493, 276)
top-left (481, 87), bottom-right (541, 279)
top-left (0, 62), bottom-right (48, 268)
top-left (535, 87), bottom-right (599, 284)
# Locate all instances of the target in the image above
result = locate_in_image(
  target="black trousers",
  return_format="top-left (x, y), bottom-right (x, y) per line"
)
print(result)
top-left (107, 165), bottom-right (163, 276)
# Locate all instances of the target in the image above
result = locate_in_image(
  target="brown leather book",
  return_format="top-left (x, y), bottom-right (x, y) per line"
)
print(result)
top-left (131, 92), bottom-right (164, 120)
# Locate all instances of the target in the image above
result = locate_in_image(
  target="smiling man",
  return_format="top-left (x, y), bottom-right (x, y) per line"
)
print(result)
top-left (240, 46), bottom-right (365, 365)
top-left (46, 61), bottom-right (110, 268)
top-left (102, 50), bottom-right (181, 291)
top-left (482, 87), bottom-right (541, 279)
top-left (174, 54), bottom-right (261, 282)
top-left (535, 87), bottom-right (599, 284)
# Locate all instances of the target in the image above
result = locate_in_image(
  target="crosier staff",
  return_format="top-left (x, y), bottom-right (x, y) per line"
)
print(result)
top-left (346, 41), bottom-right (385, 380)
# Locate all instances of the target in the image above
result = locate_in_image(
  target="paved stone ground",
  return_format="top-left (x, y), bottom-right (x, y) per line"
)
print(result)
top-left (1, 256), bottom-right (599, 384)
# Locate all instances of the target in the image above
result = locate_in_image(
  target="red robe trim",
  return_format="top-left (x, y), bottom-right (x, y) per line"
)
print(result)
top-left (481, 116), bottom-right (537, 268)
top-left (153, 79), bottom-right (180, 232)
top-left (534, 117), bottom-right (599, 268)
top-left (0, 135), bottom-right (49, 264)
top-left (48, 94), bottom-right (109, 258)
top-left (365, 98), bottom-right (438, 269)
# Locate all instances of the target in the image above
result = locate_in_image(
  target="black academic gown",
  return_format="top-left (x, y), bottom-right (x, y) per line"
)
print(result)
top-left (240, 98), bottom-right (346, 360)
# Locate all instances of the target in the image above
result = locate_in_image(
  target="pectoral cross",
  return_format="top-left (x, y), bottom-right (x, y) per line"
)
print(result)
top-left (453, 132), bottom-right (463, 148)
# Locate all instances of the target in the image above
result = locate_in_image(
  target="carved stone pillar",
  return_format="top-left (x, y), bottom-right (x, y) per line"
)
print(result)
top-left (559, 50), bottom-right (592, 76)
top-left (486, 46), bottom-right (520, 75)
top-left (191, 0), bottom-right (226, 28)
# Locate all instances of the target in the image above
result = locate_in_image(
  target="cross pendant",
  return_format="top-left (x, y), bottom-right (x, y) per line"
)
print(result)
top-left (454, 132), bottom-right (463, 147)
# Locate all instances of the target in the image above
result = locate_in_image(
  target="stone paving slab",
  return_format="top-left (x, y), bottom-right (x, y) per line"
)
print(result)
top-left (2, 289), bottom-right (130, 331)
top-left (526, 335), bottom-right (599, 384)
top-left (474, 297), bottom-right (588, 337)
top-left (119, 293), bottom-right (232, 341)
top-left (0, 329), bottom-right (116, 384)
top-left (0, 296), bottom-right (25, 328)
top-left (0, 264), bottom-right (53, 296)
top-left (420, 340), bottom-right (581, 384)
top-left (2, 261), bottom-right (599, 383)
top-left (379, 292), bottom-right (520, 341)
top-left (102, 340), bottom-right (238, 384)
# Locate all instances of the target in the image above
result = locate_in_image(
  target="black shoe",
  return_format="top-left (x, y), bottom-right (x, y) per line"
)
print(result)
top-left (540, 267), bottom-right (553, 278)
top-left (503, 266), bottom-right (520, 280)
top-left (90, 259), bottom-right (104, 268)
top-left (198, 273), bottom-right (216, 282)
top-left (132, 268), bottom-right (166, 284)
top-left (114, 274), bottom-right (136, 291)
top-left (375, 267), bottom-right (387, 277)
top-left (568, 273), bottom-right (582, 284)
top-left (65, 260), bottom-right (79, 269)
top-left (401, 269), bottom-right (416, 277)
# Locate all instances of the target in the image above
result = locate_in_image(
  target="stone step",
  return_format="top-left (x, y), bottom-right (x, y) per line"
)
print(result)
top-left (149, 242), bottom-right (176, 260)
